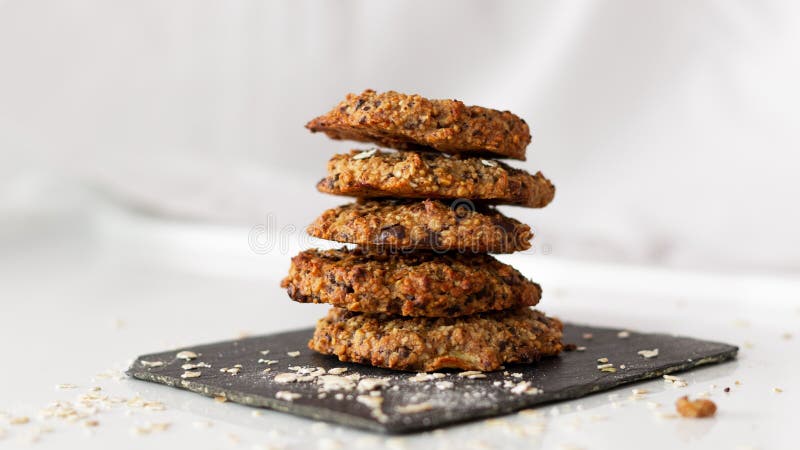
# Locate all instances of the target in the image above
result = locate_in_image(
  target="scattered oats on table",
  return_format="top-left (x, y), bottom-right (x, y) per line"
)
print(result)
top-left (395, 402), bottom-right (434, 414)
top-left (10, 416), bottom-right (30, 425)
top-left (637, 348), bottom-right (659, 358)
top-left (140, 360), bottom-right (164, 368)
top-left (458, 370), bottom-right (486, 379)
top-left (435, 381), bottom-right (454, 390)
top-left (176, 351), bottom-right (198, 360)
top-left (182, 362), bottom-right (211, 370)
top-left (276, 391), bottom-right (301, 402)
top-left (274, 373), bottom-right (299, 383)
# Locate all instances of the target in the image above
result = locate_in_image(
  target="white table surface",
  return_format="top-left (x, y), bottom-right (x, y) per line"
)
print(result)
top-left (1, 203), bottom-right (797, 450)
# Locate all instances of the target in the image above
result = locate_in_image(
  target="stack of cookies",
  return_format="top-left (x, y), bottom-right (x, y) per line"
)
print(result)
top-left (281, 90), bottom-right (563, 372)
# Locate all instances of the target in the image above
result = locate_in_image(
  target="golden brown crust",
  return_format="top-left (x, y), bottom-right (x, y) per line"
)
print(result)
top-left (306, 90), bottom-right (531, 160)
top-left (318, 150), bottom-right (555, 208)
top-left (281, 247), bottom-right (541, 317)
top-left (308, 307), bottom-right (563, 372)
top-left (306, 199), bottom-right (532, 253)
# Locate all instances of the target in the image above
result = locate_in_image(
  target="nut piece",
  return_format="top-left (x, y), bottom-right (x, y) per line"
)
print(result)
top-left (675, 396), bottom-right (717, 418)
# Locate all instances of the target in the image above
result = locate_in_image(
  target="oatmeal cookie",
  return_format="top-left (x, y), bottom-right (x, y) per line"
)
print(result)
top-left (318, 150), bottom-right (555, 208)
top-left (309, 307), bottom-right (563, 372)
top-left (306, 90), bottom-right (531, 160)
top-left (306, 199), bottom-right (532, 253)
top-left (282, 247), bottom-right (541, 317)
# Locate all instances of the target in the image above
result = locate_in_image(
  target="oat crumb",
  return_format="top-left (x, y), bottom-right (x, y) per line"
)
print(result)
top-left (182, 362), bottom-right (211, 370)
top-left (140, 360), bottom-right (165, 368)
top-left (274, 373), bottom-right (299, 383)
top-left (176, 351), bottom-right (198, 360)
top-left (395, 402), bottom-right (434, 414)
top-left (435, 381), bottom-right (454, 390)
top-left (637, 349), bottom-right (659, 359)
top-left (10, 416), bottom-right (30, 425)
top-left (276, 391), bottom-right (301, 402)
top-left (458, 370), bottom-right (486, 379)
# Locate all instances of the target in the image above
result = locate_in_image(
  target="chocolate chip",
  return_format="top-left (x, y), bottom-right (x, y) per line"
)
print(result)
top-left (493, 219), bottom-right (517, 235)
top-left (377, 224), bottom-right (406, 243)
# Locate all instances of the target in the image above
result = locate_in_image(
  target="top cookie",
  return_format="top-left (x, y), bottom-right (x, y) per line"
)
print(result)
top-left (318, 150), bottom-right (555, 208)
top-left (306, 90), bottom-right (531, 160)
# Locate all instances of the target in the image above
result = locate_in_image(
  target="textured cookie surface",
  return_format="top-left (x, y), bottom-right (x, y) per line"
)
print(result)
top-left (309, 307), bottom-right (563, 372)
top-left (281, 247), bottom-right (541, 317)
top-left (318, 150), bottom-right (555, 208)
top-left (307, 199), bottom-right (532, 253)
top-left (306, 90), bottom-right (531, 160)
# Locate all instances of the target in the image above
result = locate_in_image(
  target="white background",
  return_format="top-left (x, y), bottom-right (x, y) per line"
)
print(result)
top-left (1, 1), bottom-right (799, 449)
top-left (2, 0), bottom-right (799, 272)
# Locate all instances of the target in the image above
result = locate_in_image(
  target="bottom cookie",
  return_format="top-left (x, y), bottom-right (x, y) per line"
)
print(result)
top-left (309, 307), bottom-right (563, 372)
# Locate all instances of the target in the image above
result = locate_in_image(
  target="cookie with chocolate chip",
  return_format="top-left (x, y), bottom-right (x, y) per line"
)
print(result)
top-left (318, 150), bottom-right (555, 208)
top-left (306, 199), bottom-right (532, 253)
top-left (306, 90), bottom-right (531, 160)
top-left (282, 247), bottom-right (541, 317)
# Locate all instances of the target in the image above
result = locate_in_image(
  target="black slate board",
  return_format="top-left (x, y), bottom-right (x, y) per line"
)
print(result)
top-left (127, 324), bottom-right (737, 433)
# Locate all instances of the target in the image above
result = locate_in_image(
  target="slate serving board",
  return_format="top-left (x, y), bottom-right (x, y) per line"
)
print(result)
top-left (127, 324), bottom-right (737, 433)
